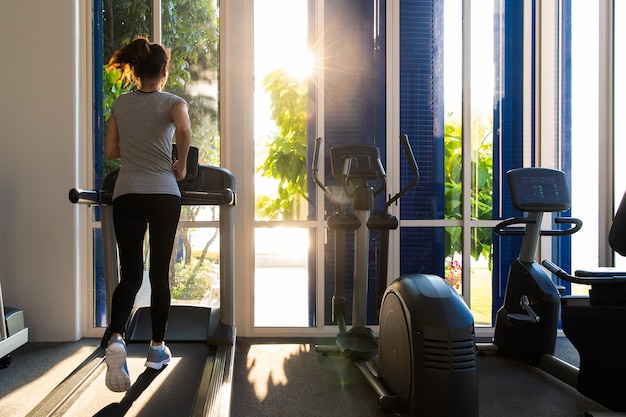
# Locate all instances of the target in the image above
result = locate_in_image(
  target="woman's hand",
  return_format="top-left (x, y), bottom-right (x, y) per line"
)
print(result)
top-left (172, 159), bottom-right (187, 181)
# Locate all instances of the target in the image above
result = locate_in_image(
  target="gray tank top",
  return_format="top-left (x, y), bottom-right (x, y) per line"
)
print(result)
top-left (110, 91), bottom-right (187, 199)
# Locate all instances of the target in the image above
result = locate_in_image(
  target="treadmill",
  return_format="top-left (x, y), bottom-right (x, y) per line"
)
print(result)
top-left (27, 146), bottom-right (236, 416)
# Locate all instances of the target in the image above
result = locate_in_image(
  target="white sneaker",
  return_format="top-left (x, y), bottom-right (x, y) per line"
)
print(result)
top-left (145, 343), bottom-right (172, 370)
top-left (105, 338), bottom-right (131, 392)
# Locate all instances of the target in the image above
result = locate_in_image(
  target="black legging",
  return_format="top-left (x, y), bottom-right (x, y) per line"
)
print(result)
top-left (109, 194), bottom-right (181, 342)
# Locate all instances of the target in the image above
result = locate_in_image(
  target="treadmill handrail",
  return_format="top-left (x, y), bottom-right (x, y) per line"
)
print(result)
top-left (69, 188), bottom-right (235, 206)
top-left (69, 164), bottom-right (237, 207)
top-left (68, 188), bottom-right (113, 205)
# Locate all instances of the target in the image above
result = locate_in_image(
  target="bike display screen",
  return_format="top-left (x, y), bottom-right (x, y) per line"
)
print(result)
top-left (507, 167), bottom-right (571, 212)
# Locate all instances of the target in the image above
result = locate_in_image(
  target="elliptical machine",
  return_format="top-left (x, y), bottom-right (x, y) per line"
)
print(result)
top-left (312, 134), bottom-right (478, 417)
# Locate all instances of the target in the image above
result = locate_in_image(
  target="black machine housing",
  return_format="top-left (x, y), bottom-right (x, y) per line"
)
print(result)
top-left (493, 168), bottom-right (578, 362)
top-left (378, 273), bottom-right (477, 416)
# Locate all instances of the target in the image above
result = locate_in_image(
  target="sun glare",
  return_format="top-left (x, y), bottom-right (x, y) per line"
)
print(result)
top-left (246, 344), bottom-right (309, 401)
top-left (282, 50), bottom-right (314, 82)
top-left (255, 0), bottom-right (310, 80)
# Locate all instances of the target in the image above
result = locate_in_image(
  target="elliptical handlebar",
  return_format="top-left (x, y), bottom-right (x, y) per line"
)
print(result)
top-left (384, 133), bottom-right (420, 211)
top-left (312, 136), bottom-right (343, 212)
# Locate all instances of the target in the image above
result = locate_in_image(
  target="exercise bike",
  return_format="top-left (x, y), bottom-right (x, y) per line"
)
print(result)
top-left (488, 166), bottom-right (626, 415)
top-left (312, 134), bottom-right (478, 417)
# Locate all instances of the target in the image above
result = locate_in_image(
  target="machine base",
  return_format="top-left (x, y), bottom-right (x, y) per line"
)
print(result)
top-left (377, 274), bottom-right (478, 417)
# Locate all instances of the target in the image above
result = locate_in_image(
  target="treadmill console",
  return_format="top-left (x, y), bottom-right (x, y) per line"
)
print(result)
top-left (507, 167), bottom-right (571, 212)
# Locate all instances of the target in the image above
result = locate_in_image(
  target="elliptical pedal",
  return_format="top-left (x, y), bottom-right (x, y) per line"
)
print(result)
top-left (507, 313), bottom-right (539, 325)
top-left (336, 327), bottom-right (378, 358)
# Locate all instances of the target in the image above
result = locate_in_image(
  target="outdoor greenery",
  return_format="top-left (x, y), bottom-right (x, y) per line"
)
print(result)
top-left (255, 69), bottom-right (309, 220)
top-left (443, 113), bottom-right (494, 265)
top-left (171, 251), bottom-right (219, 300)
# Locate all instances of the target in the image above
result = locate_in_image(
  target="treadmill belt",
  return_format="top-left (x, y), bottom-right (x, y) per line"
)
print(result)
top-left (61, 343), bottom-right (210, 417)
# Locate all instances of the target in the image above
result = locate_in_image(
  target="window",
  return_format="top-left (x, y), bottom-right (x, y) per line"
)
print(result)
top-left (614, 1), bottom-right (626, 269)
top-left (253, 0), bottom-right (314, 327)
top-left (570, 1), bottom-right (599, 292)
top-left (89, 0), bottom-right (623, 336)
top-left (91, 0), bottom-right (220, 327)
top-left (398, 0), bottom-right (500, 326)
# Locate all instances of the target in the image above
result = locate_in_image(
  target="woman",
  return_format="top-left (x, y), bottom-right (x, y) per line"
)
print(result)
top-left (103, 36), bottom-right (191, 392)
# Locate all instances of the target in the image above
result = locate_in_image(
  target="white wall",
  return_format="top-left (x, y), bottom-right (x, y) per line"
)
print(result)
top-left (0, 1), bottom-right (82, 341)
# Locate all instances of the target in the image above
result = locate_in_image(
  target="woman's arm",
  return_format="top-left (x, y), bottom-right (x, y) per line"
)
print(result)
top-left (172, 102), bottom-right (192, 181)
top-left (104, 116), bottom-right (121, 160)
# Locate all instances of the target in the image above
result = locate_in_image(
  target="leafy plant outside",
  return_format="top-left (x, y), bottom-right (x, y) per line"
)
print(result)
top-left (443, 111), bottom-right (494, 290)
top-left (255, 69), bottom-right (309, 220)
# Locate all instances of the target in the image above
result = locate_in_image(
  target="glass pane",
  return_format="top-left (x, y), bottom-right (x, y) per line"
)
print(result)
top-left (254, 228), bottom-right (312, 327)
top-left (401, 227), bottom-right (449, 278)
top-left (570, 2), bottom-right (599, 293)
top-left (103, 1), bottom-right (153, 59)
top-left (443, 0), bottom-right (463, 223)
top-left (471, 227), bottom-right (493, 326)
top-left (171, 226), bottom-right (221, 306)
top-left (134, 226), bottom-right (221, 308)
top-left (470, 0), bottom-right (494, 223)
top-left (96, 1), bottom-right (221, 327)
top-left (162, 0), bottom-right (221, 166)
top-left (254, 0), bottom-right (311, 221)
top-left (180, 205), bottom-right (219, 222)
top-left (615, 1), bottom-right (626, 270)
top-left (253, 0), bottom-right (314, 328)
top-left (93, 228), bottom-right (106, 327)
top-left (444, 226), bottom-right (463, 292)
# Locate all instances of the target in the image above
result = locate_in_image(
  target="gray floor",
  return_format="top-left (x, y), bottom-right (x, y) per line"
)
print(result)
top-left (0, 340), bottom-right (208, 417)
top-left (230, 337), bottom-right (607, 417)
top-left (0, 336), bottom-right (612, 417)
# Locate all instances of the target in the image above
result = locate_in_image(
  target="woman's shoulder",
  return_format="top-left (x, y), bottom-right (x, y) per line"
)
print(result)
top-left (113, 90), bottom-right (186, 110)
top-left (159, 91), bottom-right (187, 105)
